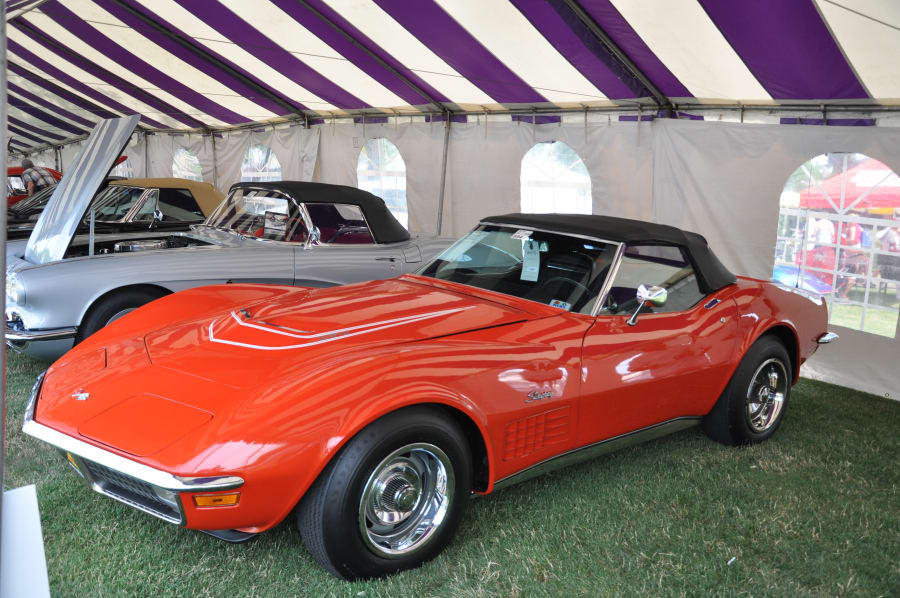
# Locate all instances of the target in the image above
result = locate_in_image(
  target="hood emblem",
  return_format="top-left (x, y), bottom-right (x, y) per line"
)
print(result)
top-left (71, 389), bottom-right (90, 401)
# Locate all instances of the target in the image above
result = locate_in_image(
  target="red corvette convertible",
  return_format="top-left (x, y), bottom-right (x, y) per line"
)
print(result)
top-left (23, 214), bottom-right (835, 579)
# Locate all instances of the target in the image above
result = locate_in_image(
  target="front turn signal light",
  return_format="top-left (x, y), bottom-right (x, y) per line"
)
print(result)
top-left (193, 492), bottom-right (240, 507)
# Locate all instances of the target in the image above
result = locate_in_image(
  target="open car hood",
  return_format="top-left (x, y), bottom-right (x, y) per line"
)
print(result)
top-left (25, 115), bottom-right (138, 265)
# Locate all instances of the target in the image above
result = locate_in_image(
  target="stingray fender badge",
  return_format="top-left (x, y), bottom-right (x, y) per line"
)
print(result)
top-left (525, 389), bottom-right (554, 403)
top-left (71, 389), bottom-right (90, 401)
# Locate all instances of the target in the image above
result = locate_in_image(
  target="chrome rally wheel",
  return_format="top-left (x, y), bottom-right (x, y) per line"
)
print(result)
top-left (746, 358), bottom-right (787, 433)
top-left (297, 407), bottom-right (472, 580)
top-left (359, 443), bottom-right (454, 557)
top-left (703, 335), bottom-right (793, 445)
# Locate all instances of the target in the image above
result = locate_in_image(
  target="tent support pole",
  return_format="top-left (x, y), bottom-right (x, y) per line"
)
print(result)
top-left (143, 132), bottom-right (149, 177)
top-left (436, 113), bottom-right (451, 236)
top-left (211, 132), bottom-right (219, 188)
top-left (559, 0), bottom-right (671, 113)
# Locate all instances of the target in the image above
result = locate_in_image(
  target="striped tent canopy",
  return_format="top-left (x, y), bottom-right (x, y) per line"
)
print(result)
top-left (5, 0), bottom-right (899, 152)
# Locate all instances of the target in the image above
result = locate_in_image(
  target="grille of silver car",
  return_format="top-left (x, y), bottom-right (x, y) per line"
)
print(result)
top-left (83, 459), bottom-right (181, 523)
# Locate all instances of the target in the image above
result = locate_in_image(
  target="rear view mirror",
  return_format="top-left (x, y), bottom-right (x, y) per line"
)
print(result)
top-left (627, 284), bottom-right (667, 326)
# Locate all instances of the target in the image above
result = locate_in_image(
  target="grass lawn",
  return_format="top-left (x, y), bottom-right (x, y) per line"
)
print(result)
top-left (5, 350), bottom-right (899, 597)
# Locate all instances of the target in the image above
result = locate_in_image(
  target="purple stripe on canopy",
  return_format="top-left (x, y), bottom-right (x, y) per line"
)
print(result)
top-left (375, 0), bottom-right (545, 104)
top-left (7, 94), bottom-right (89, 135)
top-left (780, 118), bottom-right (875, 127)
top-left (301, 0), bottom-right (450, 105)
top-left (13, 20), bottom-right (204, 128)
top-left (174, 0), bottom-right (367, 110)
top-left (7, 39), bottom-right (169, 129)
top-left (7, 115), bottom-right (66, 140)
top-left (8, 82), bottom-right (97, 128)
top-left (619, 114), bottom-right (655, 122)
top-left (37, 2), bottom-right (243, 126)
top-left (273, 0), bottom-right (444, 106)
top-left (99, 0), bottom-right (307, 116)
top-left (512, 0), bottom-right (635, 99)
top-left (699, 1), bottom-right (868, 100)
top-left (8, 123), bottom-right (50, 145)
top-left (576, 0), bottom-right (691, 98)
top-left (10, 138), bottom-right (31, 148)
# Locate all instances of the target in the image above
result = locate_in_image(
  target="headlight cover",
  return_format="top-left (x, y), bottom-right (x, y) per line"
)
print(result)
top-left (6, 273), bottom-right (24, 305)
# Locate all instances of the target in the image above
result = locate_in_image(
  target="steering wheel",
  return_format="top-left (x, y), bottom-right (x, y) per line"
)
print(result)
top-left (537, 276), bottom-right (592, 297)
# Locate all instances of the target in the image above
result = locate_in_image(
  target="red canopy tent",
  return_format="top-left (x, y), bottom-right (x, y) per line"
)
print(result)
top-left (799, 158), bottom-right (900, 213)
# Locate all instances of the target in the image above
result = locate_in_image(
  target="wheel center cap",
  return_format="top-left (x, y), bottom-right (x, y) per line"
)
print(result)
top-left (393, 486), bottom-right (418, 512)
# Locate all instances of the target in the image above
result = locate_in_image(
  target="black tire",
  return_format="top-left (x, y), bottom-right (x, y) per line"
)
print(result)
top-left (703, 335), bottom-right (792, 446)
top-left (76, 288), bottom-right (167, 343)
top-left (297, 407), bottom-right (472, 580)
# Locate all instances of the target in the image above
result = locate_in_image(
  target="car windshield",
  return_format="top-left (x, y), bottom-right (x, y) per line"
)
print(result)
top-left (419, 224), bottom-right (619, 314)
top-left (7, 175), bottom-right (26, 196)
top-left (204, 187), bottom-right (308, 243)
top-left (9, 184), bottom-right (57, 217)
top-left (90, 185), bottom-right (147, 222)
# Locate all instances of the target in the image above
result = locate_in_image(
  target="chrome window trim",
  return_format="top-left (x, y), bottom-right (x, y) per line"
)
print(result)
top-left (123, 188), bottom-right (159, 223)
top-left (481, 221), bottom-right (622, 248)
top-left (591, 242), bottom-right (626, 317)
top-left (301, 201), bottom-right (377, 247)
top-left (92, 186), bottom-right (153, 224)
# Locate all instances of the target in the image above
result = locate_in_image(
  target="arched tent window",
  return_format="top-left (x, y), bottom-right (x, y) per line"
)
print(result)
top-left (357, 138), bottom-right (407, 228)
top-left (520, 141), bottom-right (591, 214)
top-left (109, 157), bottom-right (133, 178)
top-left (773, 153), bottom-right (900, 337)
top-left (241, 144), bottom-right (282, 182)
top-left (172, 147), bottom-right (202, 181)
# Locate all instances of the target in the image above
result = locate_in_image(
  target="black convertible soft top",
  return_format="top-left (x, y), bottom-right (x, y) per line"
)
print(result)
top-left (481, 213), bottom-right (736, 294)
top-left (230, 181), bottom-right (410, 244)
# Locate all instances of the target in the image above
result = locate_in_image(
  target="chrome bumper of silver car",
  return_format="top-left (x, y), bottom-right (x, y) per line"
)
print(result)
top-left (22, 372), bottom-right (245, 525)
top-left (5, 322), bottom-right (77, 343)
top-left (816, 332), bottom-right (839, 344)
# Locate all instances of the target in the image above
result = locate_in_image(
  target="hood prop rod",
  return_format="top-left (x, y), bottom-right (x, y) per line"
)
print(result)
top-left (88, 209), bottom-right (95, 257)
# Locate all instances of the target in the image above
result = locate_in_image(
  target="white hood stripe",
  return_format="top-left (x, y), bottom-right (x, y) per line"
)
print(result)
top-left (208, 307), bottom-right (469, 351)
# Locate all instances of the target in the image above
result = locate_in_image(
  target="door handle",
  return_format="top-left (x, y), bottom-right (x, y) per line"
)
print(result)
top-left (375, 256), bottom-right (398, 262)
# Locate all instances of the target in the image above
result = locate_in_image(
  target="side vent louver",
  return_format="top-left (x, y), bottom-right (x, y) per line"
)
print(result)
top-left (503, 406), bottom-right (571, 461)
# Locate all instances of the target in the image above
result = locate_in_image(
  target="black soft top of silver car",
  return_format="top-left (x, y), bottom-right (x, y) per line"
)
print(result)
top-left (228, 181), bottom-right (410, 245)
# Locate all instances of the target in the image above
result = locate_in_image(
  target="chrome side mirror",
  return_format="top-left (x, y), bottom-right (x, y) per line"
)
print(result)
top-left (304, 226), bottom-right (321, 250)
top-left (627, 284), bottom-right (667, 326)
top-left (149, 208), bottom-right (163, 229)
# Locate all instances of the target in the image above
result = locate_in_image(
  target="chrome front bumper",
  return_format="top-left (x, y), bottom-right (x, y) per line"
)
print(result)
top-left (6, 323), bottom-right (77, 343)
top-left (21, 372), bottom-right (244, 525)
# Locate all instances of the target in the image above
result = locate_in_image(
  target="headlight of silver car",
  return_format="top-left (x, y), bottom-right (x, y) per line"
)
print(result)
top-left (6, 273), bottom-right (24, 305)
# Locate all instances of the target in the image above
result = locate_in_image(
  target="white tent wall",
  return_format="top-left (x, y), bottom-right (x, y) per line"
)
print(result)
top-left (440, 120), bottom-right (655, 236)
top-left (214, 125), bottom-right (319, 190)
top-left (313, 122), bottom-right (447, 235)
top-left (651, 118), bottom-right (900, 400)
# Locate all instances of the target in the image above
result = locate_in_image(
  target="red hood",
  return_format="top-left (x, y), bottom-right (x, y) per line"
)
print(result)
top-left (145, 277), bottom-right (533, 387)
top-left (36, 278), bottom-right (539, 459)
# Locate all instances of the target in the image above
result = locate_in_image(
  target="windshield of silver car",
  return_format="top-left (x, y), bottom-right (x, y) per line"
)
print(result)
top-left (419, 224), bottom-right (619, 314)
top-left (89, 185), bottom-right (146, 222)
top-left (205, 188), bottom-right (308, 242)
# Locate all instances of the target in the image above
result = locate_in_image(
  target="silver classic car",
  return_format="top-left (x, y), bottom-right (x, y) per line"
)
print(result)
top-left (6, 117), bottom-right (449, 359)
